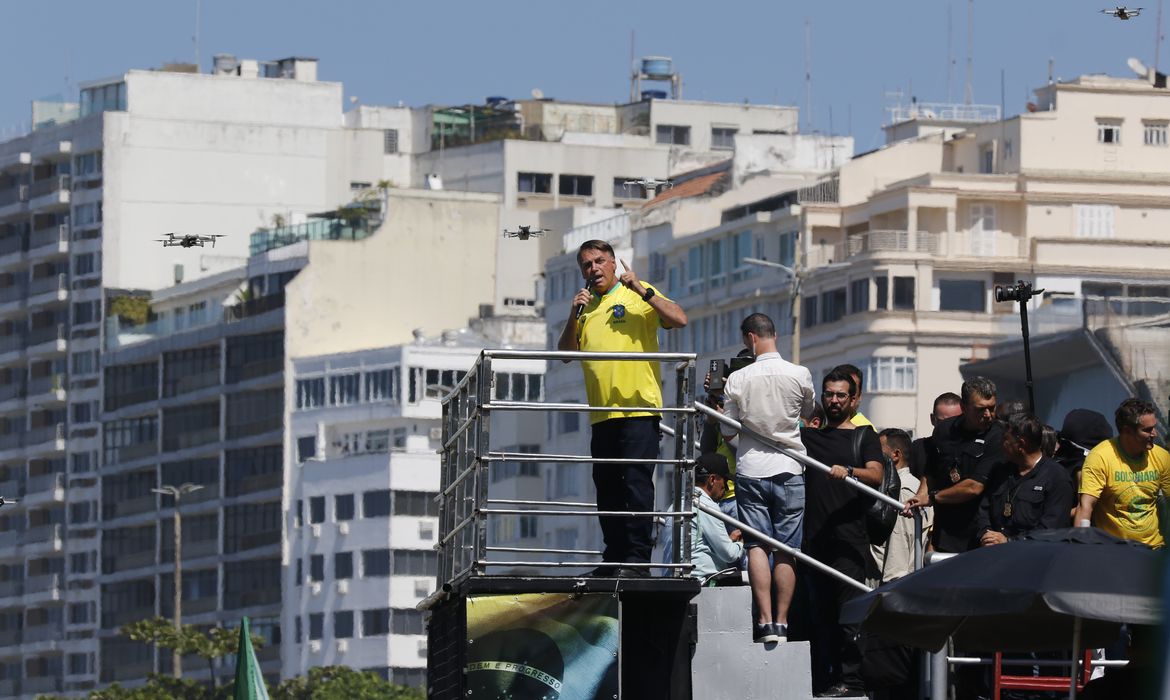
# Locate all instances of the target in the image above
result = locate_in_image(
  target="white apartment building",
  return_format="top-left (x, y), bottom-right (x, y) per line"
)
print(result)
top-left (282, 325), bottom-right (544, 685)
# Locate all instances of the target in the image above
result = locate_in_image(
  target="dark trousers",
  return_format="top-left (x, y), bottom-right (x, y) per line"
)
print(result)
top-left (801, 557), bottom-right (867, 692)
top-left (591, 416), bottom-right (659, 564)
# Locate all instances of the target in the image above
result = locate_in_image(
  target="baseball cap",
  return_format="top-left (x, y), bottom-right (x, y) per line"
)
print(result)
top-left (1058, 409), bottom-right (1113, 450)
top-left (695, 453), bottom-right (730, 480)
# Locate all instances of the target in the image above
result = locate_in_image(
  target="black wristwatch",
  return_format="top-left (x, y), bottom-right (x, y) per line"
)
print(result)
top-left (928, 489), bottom-right (939, 505)
top-left (845, 466), bottom-right (854, 479)
top-left (641, 287), bottom-right (656, 302)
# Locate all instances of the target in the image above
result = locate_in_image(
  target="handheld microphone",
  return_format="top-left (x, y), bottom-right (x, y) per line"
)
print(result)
top-left (575, 276), bottom-right (600, 320)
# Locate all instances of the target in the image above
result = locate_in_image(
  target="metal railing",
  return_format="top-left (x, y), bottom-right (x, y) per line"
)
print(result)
top-left (435, 349), bottom-right (697, 591)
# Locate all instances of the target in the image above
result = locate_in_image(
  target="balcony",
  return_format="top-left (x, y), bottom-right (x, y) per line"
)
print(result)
top-left (161, 537), bottom-right (219, 562)
top-left (28, 224), bottom-right (68, 259)
top-left (0, 235), bottom-right (25, 269)
top-left (23, 673), bottom-right (63, 695)
top-left (0, 282), bottom-right (25, 305)
top-left (163, 369), bottom-right (220, 398)
top-left (24, 523), bottom-right (61, 544)
top-left (113, 440), bottom-right (159, 464)
top-left (0, 334), bottom-right (25, 364)
top-left (162, 426), bottom-right (220, 452)
top-left (23, 472), bottom-right (64, 506)
top-left (0, 381), bottom-right (25, 411)
top-left (27, 373), bottom-right (65, 403)
top-left (821, 229), bottom-right (1029, 267)
top-left (0, 579), bottom-right (23, 598)
top-left (105, 549), bottom-right (156, 574)
top-left (22, 573), bottom-right (61, 604)
top-left (0, 185), bottom-right (28, 219)
top-left (29, 174), bottom-right (70, 209)
top-left (27, 274), bottom-right (68, 306)
top-left (24, 423), bottom-right (66, 454)
top-left (101, 660), bottom-right (152, 684)
top-left (224, 292), bottom-right (285, 324)
top-left (0, 629), bottom-right (20, 647)
top-left (0, 531), bottom-right (21, 551)
top-left (26, 323), bottom-right (66, 355)
top-left (105, 494), bottom-right (156, 520)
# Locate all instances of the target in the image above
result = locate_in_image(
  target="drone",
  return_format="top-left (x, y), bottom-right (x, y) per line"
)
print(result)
top-left (502, 225), bottom-right (549, 241)
top-left (624, 178), bottom-right (673, 195)
top-left (156, 232), bottom-right (227, 248)
top-left (1101, 6), bottom-right (1142, 19)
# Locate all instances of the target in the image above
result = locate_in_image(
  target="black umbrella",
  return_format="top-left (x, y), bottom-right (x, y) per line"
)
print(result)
top-left (841, 527), bottom-right (1164, 653)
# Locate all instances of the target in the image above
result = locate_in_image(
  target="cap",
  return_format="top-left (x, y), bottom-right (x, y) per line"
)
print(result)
top-left (1058, 409), bottom-right (1113, 449)
top-left (695, 453), bottom-right (731, 480)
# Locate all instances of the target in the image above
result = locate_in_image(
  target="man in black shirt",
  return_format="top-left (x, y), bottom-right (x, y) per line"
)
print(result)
top-left (906, 377), bottom-right (1004, 553)
top-left (977, 412), bottom-right (1074, 544)
top-left (911, 392), bottom-right (962, 479)
top-left (800, 369), bottom-right (885, 698)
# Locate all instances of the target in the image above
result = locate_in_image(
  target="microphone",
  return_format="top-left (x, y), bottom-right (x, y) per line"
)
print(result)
top-left (575, 276), bottom-right (600, 320)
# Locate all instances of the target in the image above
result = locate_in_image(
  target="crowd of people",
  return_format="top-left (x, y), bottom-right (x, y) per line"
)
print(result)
top-left (558, 239), bottom-right (1168, 698)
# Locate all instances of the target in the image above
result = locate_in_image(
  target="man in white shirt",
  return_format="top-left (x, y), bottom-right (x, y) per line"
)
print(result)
top-left (721, 313), bottom-right (816, 643)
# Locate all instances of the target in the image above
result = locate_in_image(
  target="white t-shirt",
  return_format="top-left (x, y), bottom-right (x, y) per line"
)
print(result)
top-left (722, 351), bottom-right (815, 479)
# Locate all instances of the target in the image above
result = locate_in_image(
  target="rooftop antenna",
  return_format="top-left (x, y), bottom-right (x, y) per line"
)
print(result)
top-left (628, 29), bottom-right (636, 103)
top-left (964, 0), bottom-right (974, 105)
top-left (1048, 57), bottom-right (1054, 86)
top-left (804, 18), bottom-right (813, 132)
top-left (946, 3), bottom-right (954, 102)
top-left (1156, 0), bottom-right (1165, 75)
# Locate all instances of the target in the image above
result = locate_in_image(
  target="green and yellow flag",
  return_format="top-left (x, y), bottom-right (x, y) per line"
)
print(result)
top-left (233, 617), bottom-right (270, 700)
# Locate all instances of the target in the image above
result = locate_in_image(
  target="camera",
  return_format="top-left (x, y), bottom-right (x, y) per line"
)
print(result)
top-left (994, 280), bottom-right (1042, 304)
top-left (705, 355), bottom-right (755, 393)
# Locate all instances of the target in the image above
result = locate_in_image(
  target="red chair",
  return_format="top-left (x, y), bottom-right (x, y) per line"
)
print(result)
top-left (992, 650), bottom-right (1094, 699)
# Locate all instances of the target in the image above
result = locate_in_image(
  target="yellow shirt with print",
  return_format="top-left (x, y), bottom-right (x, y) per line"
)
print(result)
top-left (851, 411), bottom-right (874, 428)
top-left (578, 282), bottom-right (667, 425)
top-left (1080, 438), bottom-right (1170, 547)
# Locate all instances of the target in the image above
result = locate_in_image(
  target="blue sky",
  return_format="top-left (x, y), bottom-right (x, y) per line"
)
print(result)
top-left (1, 0), bottom-right (1164, 151)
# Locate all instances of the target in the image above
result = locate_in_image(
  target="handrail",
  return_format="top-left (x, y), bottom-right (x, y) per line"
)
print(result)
top-left (694, 400), bottom-right (905, 511)
top-left (696, 500), bottom-right (871, 593)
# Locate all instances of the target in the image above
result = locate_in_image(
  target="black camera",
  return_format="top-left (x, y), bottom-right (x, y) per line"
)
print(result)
top-left (994, 280), bottom-right (1042, 304)
top-left (706, 355), bottom-right (754, 393)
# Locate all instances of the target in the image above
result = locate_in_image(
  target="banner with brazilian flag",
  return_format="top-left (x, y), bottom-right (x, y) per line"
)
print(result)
top-left (233, 616), bottom-right (271, 700)
top-left (466, 592), bottom-right (619, 700)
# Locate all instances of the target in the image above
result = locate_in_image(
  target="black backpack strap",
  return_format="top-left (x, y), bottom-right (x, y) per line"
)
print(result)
top-left (851, 425), bottom-right (872, 468)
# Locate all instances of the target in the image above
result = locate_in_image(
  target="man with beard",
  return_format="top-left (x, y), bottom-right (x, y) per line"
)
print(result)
top-left (799, 369), bottom-right (885, 697)
top-left (906, 377), bottom-right (1004, 553)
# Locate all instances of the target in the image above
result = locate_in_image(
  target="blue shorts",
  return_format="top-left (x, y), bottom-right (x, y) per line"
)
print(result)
top-left (735, 473), bottom-right (804, 550)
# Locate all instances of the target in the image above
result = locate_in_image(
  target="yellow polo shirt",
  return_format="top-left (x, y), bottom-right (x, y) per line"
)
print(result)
top-left (1080, 438), bottom-right (1170, 547)
top-left (578, 282), bottom-right (666, 424)
top-left (852, 411), bottom-right (874, 428)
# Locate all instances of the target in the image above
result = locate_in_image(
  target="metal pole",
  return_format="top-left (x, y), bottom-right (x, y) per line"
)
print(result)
top-left (932, 649), bottom-right (948, 700)
top-left (1019, 295), bottom-right (1036, 414)
top-left (1069, 617), bottom-right (1083, 700)
top-left (172, 500), bottom-right (182, 679)
top-left (790, 275), bottom-right (802, 364)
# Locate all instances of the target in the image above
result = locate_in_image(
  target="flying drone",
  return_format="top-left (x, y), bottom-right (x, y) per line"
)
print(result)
top-left (156, 232), bottom-right (227, 248)
top-left (1101, 6), bottom-right (1142, 19)
top-left (503, 225), bottom-right (549, 241)
top-left (624, 177), bottom-right (673, 195)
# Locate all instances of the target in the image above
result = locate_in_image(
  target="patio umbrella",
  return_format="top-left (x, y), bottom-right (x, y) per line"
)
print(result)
top-left (841, 527), bottom-right (1163, 653)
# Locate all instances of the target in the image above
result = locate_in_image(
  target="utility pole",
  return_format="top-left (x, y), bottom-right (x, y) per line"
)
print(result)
top-left (743, 255), bottom-right (851, 365)
top-left (153, 483), bottom-right (204, 679)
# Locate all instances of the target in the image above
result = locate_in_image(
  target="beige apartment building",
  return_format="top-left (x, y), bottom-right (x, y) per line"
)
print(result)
top-left (658, 73), bottom-right (1170, 437)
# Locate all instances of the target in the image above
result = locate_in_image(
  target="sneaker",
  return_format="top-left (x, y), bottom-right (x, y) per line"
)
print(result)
top-left (615, 566), bottom-right (649, 578)
top-left (770, 622), bottom-right (788, 642)
top-left (587, 565), bottom-right (617, 577)
top-left (752, 622), bottom-right (780, 644)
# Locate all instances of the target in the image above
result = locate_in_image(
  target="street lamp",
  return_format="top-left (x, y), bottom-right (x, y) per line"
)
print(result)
top-left (742, 256), bottom-right (850, 365)
top-left (153, 482), bottom-right (204, 679)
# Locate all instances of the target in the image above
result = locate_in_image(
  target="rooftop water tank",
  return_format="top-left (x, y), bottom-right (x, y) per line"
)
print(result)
top-left (213, 53), bottom-right (238, 76)
top-left (641, 56), bottom-right (674, 80)
top-left (641, 90), bottom-right (668, 101)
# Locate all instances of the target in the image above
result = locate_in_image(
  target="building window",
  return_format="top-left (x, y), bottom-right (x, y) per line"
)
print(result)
top-left (383, 129), bottom-right (399, 154)
top-left (365, 368), bottom-right (397, 402)
top-left (363, 490), bottom-right (391, 518)
top-left (707, 239), bottom-right (726, 288)
top-left (296, 378), bottom-right (325, 409)
top-left (687, 245), bottom-right (704, 294)
top-left (335, 494), bottom-right (355, 521)
top-left (517, 172), bottom-right (552, 194)
top-left (363, 549), bottom-right (391, 577)
top-left (335, 552), bottom-right (353, 579)
top-left (979, 144), bottom-right (994, 174)
top-left (392, 609), bottom-right (426, 635)
top-left (308, 613), bottom-right (324, 641)
top-left (393, 549), bottom-right (438, 576)
top-left (392, 668), bottom-right (427, 688)
top-left (1096, 119), bottom-right (1121, 144)
top-left (711, 127), bottom-right (737, 150)
top-left (656, 124), bottom-right (691, 146)
top-left (938, 279), bottom-right (987, 312)
top-left (296, 435), bottom-right (317, 462)
top-left (309, 555), bottom-right (324, 582)
top-left (1143, 121), bottom-right (1168, 146)
top-left (874, 276), bottom-right (889, 310)
top-left (1074, 204), bottom-right (1115, 239)
top-left (295, 616), bottom-right (302, 643)
top-left (821, 288), bottom-right (847, 324)
top-left (893, 277), bottom-right (915, 310)
top-left (559, 411), bottom-right (579, 434)
top-left (334, 611), bottom-right (354, 639)
top-left (393, 491), bottom-right (440, 517)
top-left (309, 496), bottom-right (325, 524)
top-left (362, 608), bottom-right (391, 637)
top-left (330, 374), bottom-right (360, 406)
top-left (866, 357), bottom-right (918, 393)
top-left (802, 296), bottom-right (818, 328)
top-left (849, 279), bottom-right (869, 313)
top-left (558, 174), bottom-right (593, 197)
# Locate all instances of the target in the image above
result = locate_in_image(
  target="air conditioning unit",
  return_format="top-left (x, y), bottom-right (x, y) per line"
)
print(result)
top-left (414, 579), bottom-right (432, 596)
top-left (308, 640), bottom-right (321, 653)
top-left (336, 580), bottom-right (349, 594)
top-left (337, 639), bottom-right (348, 653)
top-left (338, 522), bottom-right (349, 536)
top-left (311, 581), bottom-right (322, 595)
top-left (311, 524), bottom-right (322, 538)
top-left (428, 427), bottom-right (442, 440)
top-left (417, 639), bottom-right (428, 656)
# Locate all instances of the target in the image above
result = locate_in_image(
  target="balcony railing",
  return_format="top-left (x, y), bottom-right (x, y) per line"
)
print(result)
top-left (27, 324), bottom-right (65, 348)
top-left (224, 293), bottom-right (285, 322)
top-left (226, 359), bottom-right (281, 384)
top-left (28, 274), bottom-right (67, 297)
top-left (27, 373), bottom-right (64, 397)
top-left (842, 230), bottom-right (938, 257)
top-left (0, 381), bottom-right (25, 402)
top-left (0, 283), bottom-right (25, 304)
top-left (23, 675), bottom-right (62, 694)
top-left (29, 174), bottom-right (70, 198)
top-left (0, 630), bottom-right (20, 648)
top-left (0, 579), bottom-right (23, 598)
top-left (0, 334), bottom-right (25, 354)
top-left (26, 471), bottom-right (63, 496)
top-left (25, 423), bottom-right (65, 448)
top-left (115, 440), bottom-right (159, 463)
top-left (249, 218), bottom-right (376, 255)
top-left (24, 523), bottom-right (61, 544)
top-left (23, 573), bottom-right (60, 596)
top-left (0, 185), bottom-right (28, 207)
top-left (105, 549), bottom-right (156, 573)
top-left (29, 224), bottom-right (67, 251)
top-left (0, 531), bottom-right (20, 550)
top-left (106, 494), bottom-right (157, 520)
top-left (163, 426), bottom-right (220, 452)
top-left (164, 369), bottom-right (220, 397)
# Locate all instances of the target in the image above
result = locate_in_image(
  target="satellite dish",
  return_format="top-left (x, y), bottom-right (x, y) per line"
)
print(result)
top-left (531, 88), bottom-right (545, 100)
top-left (1127, 57), bottom-right (1150, 79)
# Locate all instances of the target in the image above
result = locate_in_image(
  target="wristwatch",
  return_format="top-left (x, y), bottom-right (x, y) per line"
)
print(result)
top-left (928, 489), bottom-right (939, 505)
top-left (641, 287), bottom-right (656, 302)
top-left (845, 466), bottom-right (854, 479)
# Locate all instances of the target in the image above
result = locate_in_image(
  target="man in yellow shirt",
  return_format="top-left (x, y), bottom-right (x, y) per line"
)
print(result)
top-left (557, 240), bottom-right (688, 576)
top-left (1075, 398), bottom-right (1170, 547)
